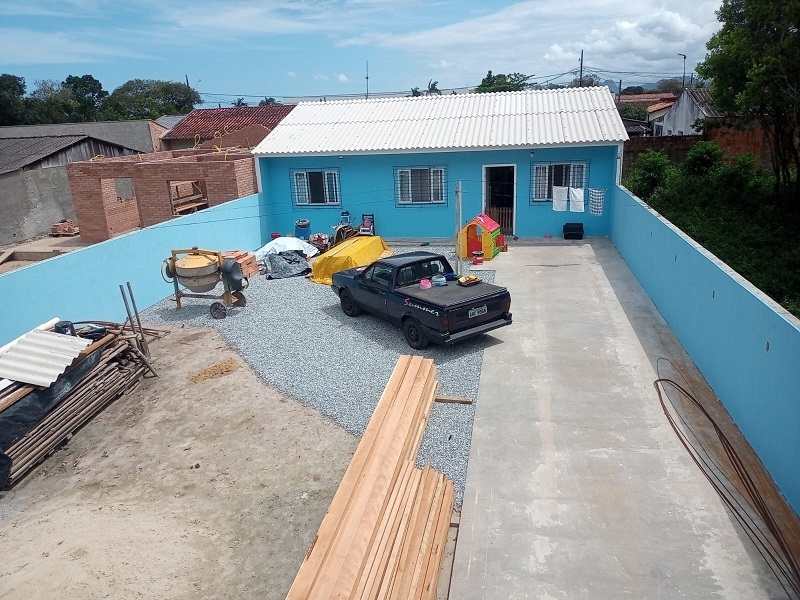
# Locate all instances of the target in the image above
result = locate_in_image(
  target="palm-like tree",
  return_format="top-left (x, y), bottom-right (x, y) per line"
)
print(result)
top-left (426, 80), bottom-right (441, 96)
top-left (410, 87), bottom-right (422, 97)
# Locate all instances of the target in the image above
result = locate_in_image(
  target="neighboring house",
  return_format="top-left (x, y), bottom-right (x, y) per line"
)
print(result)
top-left (0, 120), bottom-right (166, 154)
top-left (252, 88), bottom-right (628, 238)
top-left (615, 92), bottom-right (677, 109)
top-left (0, 135), bottom-right (139, 245)
top-left (647, 101), bottom-right (676, 136)
top-left (161, 105), bottom-right (295, 150)
top-left (621, 118), bottom-right (651, 138)
top-left (660, 88), bottom-right (724, 136)
top-left (154, 114), bottom-right (187, 140)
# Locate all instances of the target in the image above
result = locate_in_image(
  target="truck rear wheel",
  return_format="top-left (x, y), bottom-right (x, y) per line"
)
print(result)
top-left (340, 289), bottom-right (361, 317)
top-left (403, 318), bottom-right (429, 349)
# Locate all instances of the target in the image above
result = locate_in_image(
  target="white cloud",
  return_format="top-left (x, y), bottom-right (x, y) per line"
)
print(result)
top-left (0, 28), bottom-right (148, 64)
top-left (337, 73), bottom-right (349, 82)
top-left (287, 71), bottom-right (297, 78)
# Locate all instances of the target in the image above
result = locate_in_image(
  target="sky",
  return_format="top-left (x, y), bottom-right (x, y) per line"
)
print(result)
top-left (0, 0), bottom-right (722, 107)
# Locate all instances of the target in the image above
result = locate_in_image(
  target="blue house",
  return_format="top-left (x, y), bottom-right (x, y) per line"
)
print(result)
top-left (252, 88), bottom-right (628, 239)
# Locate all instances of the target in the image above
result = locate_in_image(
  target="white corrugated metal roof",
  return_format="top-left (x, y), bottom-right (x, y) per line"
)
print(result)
top-left (0, 329), bottom-right (92, 387)
top-left (252, 87), bottom-right (628, 156)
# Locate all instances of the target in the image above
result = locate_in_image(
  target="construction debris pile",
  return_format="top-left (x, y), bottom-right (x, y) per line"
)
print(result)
top-left (286, 355), bottom-right (455, 600)
top-left (50, 218), bottom-right (79, 237)
top-left (0, 320), bottom-right (164, 488)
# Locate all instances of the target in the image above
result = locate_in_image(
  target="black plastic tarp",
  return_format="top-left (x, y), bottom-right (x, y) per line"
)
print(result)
top-left (263, 250), bottom-right (311, 279)
top-left (0, 349), bottom-right (100, 487)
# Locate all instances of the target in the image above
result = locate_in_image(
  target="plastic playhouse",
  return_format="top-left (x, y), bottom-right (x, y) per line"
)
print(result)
top-left (457, 213), bottom-right (505, 260)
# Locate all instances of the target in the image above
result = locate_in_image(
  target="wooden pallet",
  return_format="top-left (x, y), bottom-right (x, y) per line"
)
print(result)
top-left (286, 355), bottom-right (455, 600)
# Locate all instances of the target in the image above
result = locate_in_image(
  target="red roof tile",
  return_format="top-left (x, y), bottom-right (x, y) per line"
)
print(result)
top-left (162, 105), bottom-right (295, 140)
top-left (617, 93), bottom-right (677, 104)
top-left (647, 101), bottom-right (676, 113)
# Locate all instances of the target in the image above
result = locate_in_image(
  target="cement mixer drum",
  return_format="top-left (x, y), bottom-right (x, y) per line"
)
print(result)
top-left (174, 250), bottom-right (221, 293)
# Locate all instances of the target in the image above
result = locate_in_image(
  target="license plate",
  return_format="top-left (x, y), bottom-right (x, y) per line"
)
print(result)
top-left (468, 305), bottom-right (488, 318)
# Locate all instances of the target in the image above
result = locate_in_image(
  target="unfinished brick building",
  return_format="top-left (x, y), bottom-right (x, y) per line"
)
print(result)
top-left (66, 148), bottom-right (258, 243)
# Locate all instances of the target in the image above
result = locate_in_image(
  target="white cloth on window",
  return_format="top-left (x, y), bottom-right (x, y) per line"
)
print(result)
top-left (569, 187), bottom-right (585, 212)
top-left (552, 186), bottom-right (568, 211)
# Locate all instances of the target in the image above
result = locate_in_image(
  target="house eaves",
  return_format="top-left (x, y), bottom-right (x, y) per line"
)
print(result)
top-left (252, 88), bottom-right (629, 157)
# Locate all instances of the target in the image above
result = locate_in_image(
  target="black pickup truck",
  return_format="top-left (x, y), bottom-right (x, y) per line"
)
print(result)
top-left (331, 251), bottom-right (512, 349)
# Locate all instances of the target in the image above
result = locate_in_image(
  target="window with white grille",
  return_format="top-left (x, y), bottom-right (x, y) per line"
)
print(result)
top-left (394, 166), bottom-right (446, 205)
top-left (291, 169), bottom-right (340, 205)
top-left (530, 162), bottom-right (589, 203)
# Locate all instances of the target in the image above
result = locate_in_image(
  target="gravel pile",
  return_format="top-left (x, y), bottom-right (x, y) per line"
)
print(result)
top-left (141, 245), bottom-right (495, 507)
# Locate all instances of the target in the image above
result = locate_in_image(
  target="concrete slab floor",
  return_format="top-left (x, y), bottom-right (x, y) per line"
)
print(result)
top-left (450, 239), bottom-right (798, 600)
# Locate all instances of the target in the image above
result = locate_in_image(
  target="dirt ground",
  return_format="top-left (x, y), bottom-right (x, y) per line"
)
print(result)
top-left (0, 326), bottom-right (358, 600)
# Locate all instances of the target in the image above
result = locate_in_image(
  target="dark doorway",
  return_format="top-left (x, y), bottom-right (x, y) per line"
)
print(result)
top-left (484, 165), bottom-right (515, 235)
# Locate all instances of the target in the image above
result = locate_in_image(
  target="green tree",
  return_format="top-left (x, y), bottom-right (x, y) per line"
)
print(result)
top-left (697, 0), bottom-right (800, 203)
top-left (655, 79), bottom-right (683, 94)
top-left (25, 79), bottom-right (78, 124)
top-left (102, 79), bottom-right (200, 120)
top-left (475, 71), bottom-right (534, 93)
top-left (622, 150), bottom-right (675, 201)
top-left (62, 74), bottom-right (108, 122)
top-left (409, 87), bottom-right (422, 97)
top-left (569, 73), bottom-right (602, 87)
top-left (617, 104), bottom-right (648, 121)
top-left (621, 86), bottom-right (645, 95)
top-left (232, 98), bottom-right (248, 107)
top-left (259, 97), bottom-right (277, 105)
top-left (0, 74), bottom-right (27, 125)
top-left (426, 80), bottom-right (441, 96)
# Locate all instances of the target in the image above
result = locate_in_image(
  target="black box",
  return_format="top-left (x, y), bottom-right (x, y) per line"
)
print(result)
top-left (563, 222), bottom-right (584, 240)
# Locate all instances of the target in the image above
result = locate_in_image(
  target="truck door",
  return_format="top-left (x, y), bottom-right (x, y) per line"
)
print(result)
top-left (354, 264), bottom-right (392, 316)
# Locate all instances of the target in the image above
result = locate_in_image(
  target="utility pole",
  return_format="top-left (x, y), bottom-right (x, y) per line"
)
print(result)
top-left (618, 79), bottom-right (622, 102)
top-left (579, 50), bottom-right (584, 87)
top-left (365, 61), bottom-right (369, 99)
top-left (678, 53), bottom-right (687, 92)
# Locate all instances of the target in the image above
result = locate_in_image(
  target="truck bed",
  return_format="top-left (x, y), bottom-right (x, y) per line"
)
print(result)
top-left (399, 281), bottom-right (506, 307)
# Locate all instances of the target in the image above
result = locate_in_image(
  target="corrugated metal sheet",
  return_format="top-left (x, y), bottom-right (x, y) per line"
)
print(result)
top-left (163, 105), bottom-right (296, 140)
top-left (0, 135), bottom-right (87, 175)
top-left (0, 329), bottom-right (92, 387)
top-left (252, 88), bottom-right (628, 156)
top-left (686, 88), bottom-right (725, 118)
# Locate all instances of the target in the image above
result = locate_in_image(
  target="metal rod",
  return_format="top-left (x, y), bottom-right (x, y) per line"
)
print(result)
top-left (126, 281), bottom-right (149, 357)
top-left (119, 284), bottom-right (136, 335)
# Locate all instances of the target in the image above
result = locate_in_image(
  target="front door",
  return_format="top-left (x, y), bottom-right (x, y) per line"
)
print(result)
top-left (484, 165), bottom-right (515, 235)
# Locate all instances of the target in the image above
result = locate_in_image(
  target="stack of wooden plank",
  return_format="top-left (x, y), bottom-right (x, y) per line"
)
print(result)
top-left (222, 249), bottom-right (259, 278)
top-left (0, 324), bottom-right (162, 486)
top-left (286, 355), bottom-right (455, 600)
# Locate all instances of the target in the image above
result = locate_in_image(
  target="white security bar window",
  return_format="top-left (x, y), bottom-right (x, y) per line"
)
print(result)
top-left (395, 167), bottom-right (446, 204)
top-left (291, 169), bottom-right (340, 205)
top-left (530, 162), bottom-right (588, 202)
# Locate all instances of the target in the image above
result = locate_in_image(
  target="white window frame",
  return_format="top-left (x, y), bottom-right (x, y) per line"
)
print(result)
top-left (395, 166), bottom-right (446, 204)
top-left (291, 169), bottom-right (340, 205)
top-left (530, 162), bottom-right (588, 202)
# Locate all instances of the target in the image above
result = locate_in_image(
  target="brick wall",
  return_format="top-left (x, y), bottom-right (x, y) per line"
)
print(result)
top-left (67, 150), bottom-right (257, 241)
top-left (623, 118), bottom-right (771, 175)
top-left (197, 124), bottom-right (271, 151)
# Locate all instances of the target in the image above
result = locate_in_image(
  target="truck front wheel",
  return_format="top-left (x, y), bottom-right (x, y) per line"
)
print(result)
top-left (403, 318), bottom-right (429, 349)
top-left (340, 289), bottom-right (361, 317)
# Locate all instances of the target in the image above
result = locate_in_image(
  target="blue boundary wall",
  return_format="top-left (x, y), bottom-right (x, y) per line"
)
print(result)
top-left (257, 145), bottom-right (619, 239)
top-left (0, 194), bottom-right (264, 346)
top-left (610, 184), bottom-right (800, 514)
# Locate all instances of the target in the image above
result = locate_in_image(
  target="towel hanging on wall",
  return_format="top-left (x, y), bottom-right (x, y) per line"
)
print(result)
top-left (589, 188), bottom-right (606, 216)
top-left (569, 187), bottom-right (585, 212)
top-left (552, 186), bottom-right (568, 211)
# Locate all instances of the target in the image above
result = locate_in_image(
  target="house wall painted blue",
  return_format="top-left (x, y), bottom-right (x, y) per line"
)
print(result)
top-left (610, 184), bottom-right (800, 513)
top-left (0, 195), bottom-right (264, 345)
top-left (257, 145), bottom-right (620, 239)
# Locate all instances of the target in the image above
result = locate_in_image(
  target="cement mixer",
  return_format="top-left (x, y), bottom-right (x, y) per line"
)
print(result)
top-left (162, 247), bottom-right (248, 319)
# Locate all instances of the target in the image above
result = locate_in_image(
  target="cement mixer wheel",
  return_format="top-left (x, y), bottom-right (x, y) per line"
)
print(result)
top-left (210, 302), bottom-right (227, 319)
top-left (233, 291), bottom-right (247, 307)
